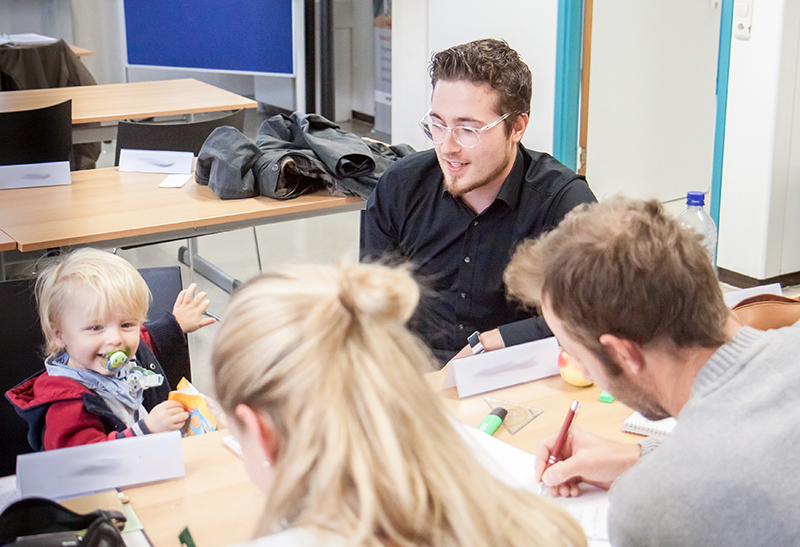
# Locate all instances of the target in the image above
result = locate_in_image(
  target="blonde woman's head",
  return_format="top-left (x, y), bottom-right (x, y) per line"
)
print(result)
top-left (212, 262), bottom-right (586, 547)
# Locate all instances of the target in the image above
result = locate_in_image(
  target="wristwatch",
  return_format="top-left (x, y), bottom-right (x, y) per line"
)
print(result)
top-left (467, 330), bottom-right (486, 355)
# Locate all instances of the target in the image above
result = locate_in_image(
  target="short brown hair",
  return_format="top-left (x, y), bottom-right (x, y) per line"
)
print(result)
top-left (429, 38), bottom-right (532, 133)
top-left (505, 197), bottom-right (728, 374)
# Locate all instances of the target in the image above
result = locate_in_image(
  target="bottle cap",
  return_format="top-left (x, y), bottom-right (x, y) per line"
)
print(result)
top-left (686, 191), bottom-right (705, 206)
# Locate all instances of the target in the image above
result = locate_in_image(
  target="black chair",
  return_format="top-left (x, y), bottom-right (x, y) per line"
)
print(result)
top-left (0, 100), bottom-right (73, 168)
top-left (0, 265), bottom-right (188, 476)
top-left (113, 108), bottom-right (246, 166)
top-left (113, 108), bottom-right (259, 292)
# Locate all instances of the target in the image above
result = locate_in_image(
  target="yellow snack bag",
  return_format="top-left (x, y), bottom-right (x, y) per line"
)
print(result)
top-left (168, 378), bottom-right (218, 437)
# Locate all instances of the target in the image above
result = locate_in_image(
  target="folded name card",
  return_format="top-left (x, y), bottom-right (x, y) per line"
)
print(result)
top-left (0, 161), bottom-right (71, 190)
top-left (16, 431), bottom-right (185, 500)
top-left (444, 336), bottom-right (560, 398)
top-left (118, 149), bottom-right (194, 174)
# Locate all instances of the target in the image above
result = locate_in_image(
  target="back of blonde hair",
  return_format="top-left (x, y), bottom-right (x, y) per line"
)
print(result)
top-left (212, 262), bottom-right (586, 547)
top-left (36, 248), bottom-right (151, 356)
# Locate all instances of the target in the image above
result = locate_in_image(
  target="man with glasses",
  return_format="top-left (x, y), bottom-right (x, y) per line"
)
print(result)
top-left (363, 38), bottom-right (596, 365)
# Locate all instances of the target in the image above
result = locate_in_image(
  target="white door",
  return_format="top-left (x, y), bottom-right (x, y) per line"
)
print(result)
top-left (585, 1), bottom-right (721, 203)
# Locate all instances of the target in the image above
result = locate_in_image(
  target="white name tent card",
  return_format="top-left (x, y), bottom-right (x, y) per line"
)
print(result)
top-left (443, 336), bottom-right (560, 398)
top-left (16, 431), bottom-right (185, 500)
top-left (723, 283), bottom-right (782, 308)
top-left (0, 161), bottom-right (71, 190)
top-left (118, 149), bottom-right (193, 174)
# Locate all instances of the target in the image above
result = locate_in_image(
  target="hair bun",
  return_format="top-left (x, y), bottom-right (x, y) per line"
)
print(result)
top-left (337, 263), bottom-right (419, 326)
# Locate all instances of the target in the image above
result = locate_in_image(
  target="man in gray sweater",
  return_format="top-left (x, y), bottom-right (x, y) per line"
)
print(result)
top-left (504, 196), bottom-right (800, 546)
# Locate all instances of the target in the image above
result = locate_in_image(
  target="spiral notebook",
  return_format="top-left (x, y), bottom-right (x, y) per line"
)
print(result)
top-left (621, 411), bottom-right (677, 438)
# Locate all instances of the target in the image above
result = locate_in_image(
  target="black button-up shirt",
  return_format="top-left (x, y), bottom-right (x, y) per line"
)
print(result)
top-left (364, 144), bottom-right (596, 363)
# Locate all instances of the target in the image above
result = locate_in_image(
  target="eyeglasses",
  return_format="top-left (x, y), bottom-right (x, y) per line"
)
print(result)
top-left (418, 110), bottom-right (513, 148)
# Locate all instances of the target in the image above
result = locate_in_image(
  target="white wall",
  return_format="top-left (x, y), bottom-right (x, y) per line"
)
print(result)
top-left (1, 0), bottom-right (73, 42)
top-left (718, 0), bottom-right (800, 278)
top-left (392, 0), bottom-right (559, 152)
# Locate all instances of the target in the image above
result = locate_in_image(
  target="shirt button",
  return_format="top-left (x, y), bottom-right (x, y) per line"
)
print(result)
top-left (464, 256), bottom-right (471, 263)
top-left (473, 220), bottom-right (479, 227)
top-left (460, 293), bottom-right (466, 299)
top-left (458, 324), bottom-right (465, 330)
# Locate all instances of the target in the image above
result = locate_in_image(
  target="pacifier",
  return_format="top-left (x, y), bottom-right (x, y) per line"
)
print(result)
top-left (104, 348), bottom-right (130, 371)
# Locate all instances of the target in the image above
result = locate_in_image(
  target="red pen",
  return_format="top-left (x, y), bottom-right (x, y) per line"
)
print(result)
top-left (538, 399), bottom-right (580, 495)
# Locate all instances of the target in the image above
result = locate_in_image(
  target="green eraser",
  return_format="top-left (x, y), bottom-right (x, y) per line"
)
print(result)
top-left (599, 390), bottom-right (614, 403)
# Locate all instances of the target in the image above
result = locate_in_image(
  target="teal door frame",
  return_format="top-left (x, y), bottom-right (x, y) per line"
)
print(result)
top-left (711, 0), bottom-right (734, 231)
top-left (553, 0), bottom-right (583, 171)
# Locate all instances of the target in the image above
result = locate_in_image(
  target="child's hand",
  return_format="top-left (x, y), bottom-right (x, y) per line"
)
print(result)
top-left (172, 283), bottom-right (216, 333)
top-left (145, 400), bottom-right (189, 433)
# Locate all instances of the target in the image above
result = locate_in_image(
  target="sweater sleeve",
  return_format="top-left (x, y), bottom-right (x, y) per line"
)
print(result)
top-left (43, 399), bottom-right (150, 450)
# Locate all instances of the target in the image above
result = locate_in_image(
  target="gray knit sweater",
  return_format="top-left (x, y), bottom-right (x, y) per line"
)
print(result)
top-left (608, 325), bottom-right (800, 546)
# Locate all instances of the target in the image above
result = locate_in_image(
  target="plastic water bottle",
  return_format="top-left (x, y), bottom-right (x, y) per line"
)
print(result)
top-left (677, 191), bottom-right (717, 267)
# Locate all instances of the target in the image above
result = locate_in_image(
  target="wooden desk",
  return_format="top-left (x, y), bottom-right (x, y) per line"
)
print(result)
top-left (68, 45), bottom-right (92, 57)
top-left (0, 78), bottom-right (258, 143)
top-left (0, 230), bottom-right (15, 252)
top-left (121, 374), bottom-right (637, 546)
top-left (427, 369), bottom-right (638, 454)
top-left (124, 431), bottom-right (263, 547)
top-left (0, 168), bottom-right (364, 253)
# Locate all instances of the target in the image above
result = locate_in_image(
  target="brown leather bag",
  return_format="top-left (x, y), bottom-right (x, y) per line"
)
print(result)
top-left (731, 293), bottom-right (800, 330)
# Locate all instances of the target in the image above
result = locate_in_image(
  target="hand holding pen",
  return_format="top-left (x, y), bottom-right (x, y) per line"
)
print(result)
top-left (535, 410), bottom-right (641, 498)
top-left (537, 400), bottom-right (579, 495)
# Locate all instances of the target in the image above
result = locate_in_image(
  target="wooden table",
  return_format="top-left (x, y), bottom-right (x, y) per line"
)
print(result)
top-left (0, 230), bottom-right (14, 252)
top-left (0, 167), bottom-right (364, 253)
top-left (124, 431), bottom-right (264, 547)
top-left (117, 372), bottom-right (638, 547)
top-left (68, 45), bottom-right (92, 57)
top-left (427, 368), bottom-right (638, 454)
top-left (0, 78), bottom-right (258, 143)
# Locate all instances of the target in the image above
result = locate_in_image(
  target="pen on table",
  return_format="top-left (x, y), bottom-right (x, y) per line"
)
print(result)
top-left (537, 399), bottom-right (580, 495)
top-left (477, 407), bottom-right (507, 436)
top-left (203, 310), bottom-right (221, 321)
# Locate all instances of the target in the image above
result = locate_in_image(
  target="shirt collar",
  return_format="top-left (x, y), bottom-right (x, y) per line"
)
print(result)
top-left (495, 146), bottom-right (525, 210)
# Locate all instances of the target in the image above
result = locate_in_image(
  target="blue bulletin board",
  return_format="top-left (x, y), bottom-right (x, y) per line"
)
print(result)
top-left (123, 0), bottom-right (294, 76)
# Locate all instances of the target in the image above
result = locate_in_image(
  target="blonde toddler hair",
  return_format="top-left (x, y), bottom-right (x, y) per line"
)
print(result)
top-left (36, 248), bottom-right (150, 357)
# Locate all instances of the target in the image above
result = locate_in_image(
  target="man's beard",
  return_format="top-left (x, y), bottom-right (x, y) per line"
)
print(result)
top-left (604, 370), bottom-right (671, 421)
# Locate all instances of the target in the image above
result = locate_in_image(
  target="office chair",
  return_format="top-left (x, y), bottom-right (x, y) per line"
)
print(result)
top-left (0, 100), bottom-right (73, 168)
top-left (0, 265), bottom-right (189, 476)
top-left (113, 108), bottom-right (261, 291)
top-left (0, 39), bottom-right (100, 170)
top-left (113, 108), bottom-right (246, 166)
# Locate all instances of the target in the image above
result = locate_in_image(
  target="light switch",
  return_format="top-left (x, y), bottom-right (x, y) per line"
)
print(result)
top-left (733, 0), bottom-right (753, 40)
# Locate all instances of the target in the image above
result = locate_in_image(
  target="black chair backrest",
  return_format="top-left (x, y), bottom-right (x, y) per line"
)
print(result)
top-left (138, 266), bottom-right (192, 387)
top-left (0, 100), bottom-right (72, 167)
top-left (114, 108), bottom-right (246, 166)
top-left (0, 278), bottom-right (43, 476)
top-left (0, 265), bottom-right (187, 475)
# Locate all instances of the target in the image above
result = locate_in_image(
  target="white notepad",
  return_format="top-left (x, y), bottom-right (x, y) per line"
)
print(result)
top-left (621, 411), bottom-right (677, 438)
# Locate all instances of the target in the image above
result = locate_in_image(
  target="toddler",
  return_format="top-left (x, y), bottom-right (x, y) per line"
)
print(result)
top-left (6, 248), bottom-right (215, 450)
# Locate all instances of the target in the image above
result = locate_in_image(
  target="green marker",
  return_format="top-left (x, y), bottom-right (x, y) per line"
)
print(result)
top-left (599, 390), bottom-right (615, 403)
top-left (477, 407), bottom-right (508, 435)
